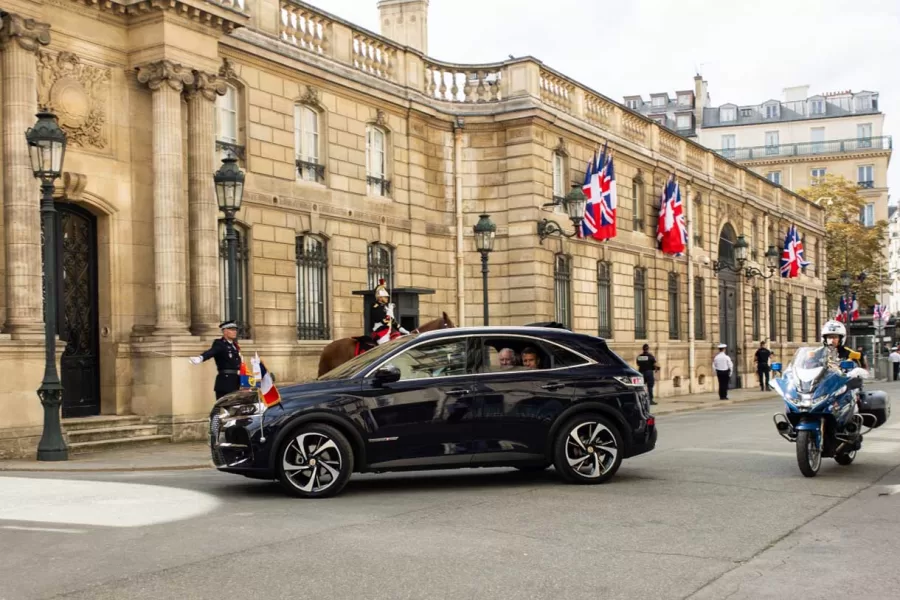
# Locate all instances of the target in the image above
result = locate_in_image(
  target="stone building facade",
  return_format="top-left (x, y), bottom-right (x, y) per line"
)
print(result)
top-left (0, 0), bottom-right (826, 458)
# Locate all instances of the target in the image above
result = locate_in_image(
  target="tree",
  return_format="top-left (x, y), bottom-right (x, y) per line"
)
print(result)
top-left (795, 174), bottom-right (887, 312)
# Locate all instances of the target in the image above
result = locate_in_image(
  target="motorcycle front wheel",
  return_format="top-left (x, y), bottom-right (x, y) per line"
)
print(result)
top-left (796, 430), bottom-right (822, 477)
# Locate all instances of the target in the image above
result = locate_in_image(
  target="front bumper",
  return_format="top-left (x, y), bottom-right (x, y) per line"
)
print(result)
top-left (208, 406), bottom-right (280, 476)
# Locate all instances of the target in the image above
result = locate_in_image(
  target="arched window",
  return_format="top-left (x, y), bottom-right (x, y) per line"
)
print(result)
top-left (366, 125), bottom-right (391, 196)
top-left (718, 223), bottom-right (737, 267)
top-left (296, 235), bottom-right (329, 340)
top-left (751, 287), bottom-right (760, 340)
top-left (769, 290), bottom-right (778, 342)
top-left (693, 194), bottom-right (704, 247)
top-left (295, 104), bottom-right (324, 183)
top-left (694, 277), bottom-right (705, 340)
top-left (632, 173), bottom-right (645, 231)
top-left (218, 220), bottom-right (250, 337)
top-left (216, 84), bottom-right (244, 163)
top-left (552, 151), bottom-right (567, 202)
top-left (750, 218), bottom-right (759, 260)
top-left (668, 272), bottom-right (680, 340)
top-left (367, 243), bottom-right (393, 289)
top-left (597, 261), bottom-right (612, 338)
top-left (634, 267), bottom-right (648, 339)
top-left (554, 254), bottom-right (572, 328)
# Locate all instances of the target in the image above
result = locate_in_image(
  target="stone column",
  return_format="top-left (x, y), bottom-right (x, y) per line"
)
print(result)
top-left (186, 71), bottom-right (226, 336)
top-left (136, 61), bottom-right (194, 336)
top-left (0, 14), bottom-right (50, 338)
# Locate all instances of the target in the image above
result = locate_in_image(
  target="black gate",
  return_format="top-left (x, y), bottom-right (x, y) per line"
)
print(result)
top-left (718, 224), bottom-right (740, 388)
top-left (55, 204), bottom-right (100, 418)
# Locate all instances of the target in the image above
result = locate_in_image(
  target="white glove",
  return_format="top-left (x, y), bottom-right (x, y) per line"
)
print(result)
top-left (189, 356), bottom-right (203, 365)
top-left (399, 327), bottom-right (410, 335)
top-left (385, 303), bottom-right (396, 319)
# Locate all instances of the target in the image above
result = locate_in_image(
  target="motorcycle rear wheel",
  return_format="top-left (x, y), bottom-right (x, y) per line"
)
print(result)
top-left (796, 430), bottom-right (822, 477)
top-left (835, 450), bottom-right (857, 466)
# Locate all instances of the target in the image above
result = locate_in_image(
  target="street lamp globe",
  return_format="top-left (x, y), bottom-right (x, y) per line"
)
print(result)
top-left (473, 214), bottom-right (496, 253)
top-left (840, 270), bottom-right (851, 289)
top-left (214, 157), bottom-right (245, 212)
top-left (25, 111), bottom-right (67, 180)
top-left (765, 245), bottom-right (780, 270)
top-left (734, 234), bottom-right (749, 264)
top-left (563, 184), bottom-right (587, 224)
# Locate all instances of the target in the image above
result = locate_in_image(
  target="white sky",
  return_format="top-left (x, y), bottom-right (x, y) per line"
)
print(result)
top-left (306, 0), bottom-right (900, 200)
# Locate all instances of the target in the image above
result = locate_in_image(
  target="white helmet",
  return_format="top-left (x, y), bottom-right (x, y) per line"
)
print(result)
top-left (821, 320), bottom-right (846, 343)
top-left (375, 288), bottom-right (389, 298)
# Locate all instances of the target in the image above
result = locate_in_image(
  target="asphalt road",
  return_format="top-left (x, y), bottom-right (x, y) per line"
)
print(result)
top-left (2, 391), bottom-right (900, 600)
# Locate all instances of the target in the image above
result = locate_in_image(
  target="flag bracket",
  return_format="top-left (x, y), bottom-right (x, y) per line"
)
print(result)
top-left (537, 219), bottom-right (579, 244)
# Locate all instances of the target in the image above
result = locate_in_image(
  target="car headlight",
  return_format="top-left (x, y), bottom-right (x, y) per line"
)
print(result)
top-left (222, 402), bottom-right (265, 418)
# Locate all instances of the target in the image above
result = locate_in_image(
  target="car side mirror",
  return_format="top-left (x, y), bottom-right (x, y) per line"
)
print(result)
top-left (371, 365), bottom-right (401, 386)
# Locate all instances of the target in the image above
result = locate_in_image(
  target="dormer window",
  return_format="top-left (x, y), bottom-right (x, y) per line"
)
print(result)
top-left (809, 99), bottom-right (825, 115)
top-left (720, 106), bottom-right (736, 122)
top-left (625, 98), bottom-right (641, 110)
top-left (677, 94), bottom-right (692, 107)
top-left (765, 102), bottom-right (780, 118)
top-left (651, 96), bottom-right (666, 107)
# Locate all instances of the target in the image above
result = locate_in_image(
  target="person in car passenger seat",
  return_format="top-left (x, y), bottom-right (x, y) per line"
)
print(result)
top-left (521, 347), bottom-right (542, 369)
top-left (498, 348), bottom-right (518, 367)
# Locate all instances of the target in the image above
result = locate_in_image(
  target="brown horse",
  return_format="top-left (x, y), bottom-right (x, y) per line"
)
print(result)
top-left (317, 312), bottom-right (455, 377)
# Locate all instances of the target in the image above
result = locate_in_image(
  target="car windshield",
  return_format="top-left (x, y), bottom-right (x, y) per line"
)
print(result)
top-left (317, 335), bottom-right (419, 381)
top-left (788, 346), bottom-right (829, 382)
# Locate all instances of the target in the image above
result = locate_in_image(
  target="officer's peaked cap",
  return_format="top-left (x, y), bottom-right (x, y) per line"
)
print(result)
top-left (219, 321), bottom-right (238, 330)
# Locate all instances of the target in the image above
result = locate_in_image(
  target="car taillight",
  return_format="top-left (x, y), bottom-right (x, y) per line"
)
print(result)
top-left (614, 375), bottom-right (645, 387)
top-left (647, 417), bottom-right (655, 427)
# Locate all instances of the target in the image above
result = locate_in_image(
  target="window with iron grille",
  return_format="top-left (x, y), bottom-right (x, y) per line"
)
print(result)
top-left (597, 261), bottom-right (612, 338)
top-left (668, 272), bottom-right (680, 339)
top-left (815, 298), bottom-right (822, 338)
top-left (694, 277), bottom-right (705, 340)
top-left (751, 287), bottom-right (760, 340)
top-left (366, 125), bottom-right (391, 196)
top-left (554, 254), bottom-right (572, 328)
top-left (632, 176), bottom-right (645, 231)
top-left (786, 293), bottom-right (794, 342)
top-left (801, 296), bottom-right (808, 341)
top-left (218, 220), bottom-right (251, 338)
top-left (295, 105), bottom-right (324, 183)
top-left (367, 243), bottom-right (393, 289)
top-left (296, 235), bottom-right (329, 340)
top-left (769, 290), bottom-right (777, 342)
top-left (634, 267), bottom-right (648, 339)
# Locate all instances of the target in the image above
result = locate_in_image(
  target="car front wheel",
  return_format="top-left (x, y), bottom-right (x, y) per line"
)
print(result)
top-left (275, 424), bottom-right (354, 498)
top-left (553, 414), bottom-right (623, 485)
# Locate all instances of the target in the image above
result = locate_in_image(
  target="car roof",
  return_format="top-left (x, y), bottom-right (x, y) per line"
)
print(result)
top-left (415, 326), bottom-right (604, 343)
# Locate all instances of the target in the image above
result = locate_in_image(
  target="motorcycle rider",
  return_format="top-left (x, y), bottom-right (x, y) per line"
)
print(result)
top-left (820, 320), bottom-right (863, 367)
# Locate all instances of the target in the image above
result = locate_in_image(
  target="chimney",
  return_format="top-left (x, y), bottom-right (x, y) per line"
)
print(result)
top-left (377, 0), bottom-right (429, 55)
top-left (694, 74), bottom-right (708, 128)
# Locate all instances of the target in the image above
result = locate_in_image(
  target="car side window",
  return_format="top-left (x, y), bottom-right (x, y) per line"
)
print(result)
top-left (543, 342), bottom-right (591, 369)
top-left (386, 339), bottom-right (469, 381)
top-left (478, 337), bottom-right (589, 372)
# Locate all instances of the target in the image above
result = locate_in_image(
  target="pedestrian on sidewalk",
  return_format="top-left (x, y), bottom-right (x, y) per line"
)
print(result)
top-left (713, 344), bottom-right (733, 400)
top-left (189, 321), bottom-right (243, 399)
top-left (636, 344), bottom-right (660, 405)
top-left (754, 341), bottom-right (772, 391)
top-left (889, 347), bottom-right (900, 381)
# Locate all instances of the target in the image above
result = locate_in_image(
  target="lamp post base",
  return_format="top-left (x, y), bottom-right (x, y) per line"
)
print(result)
top-left (36, 385), bottom-right (68, 462)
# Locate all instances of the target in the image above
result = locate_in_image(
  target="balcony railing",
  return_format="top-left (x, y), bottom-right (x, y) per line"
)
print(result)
top-left (858, 180), bottom-right (875, 189)
top-left (296, 159), bottom-right (325, 183)
top-left (716, 135), bottom-right (892, 161)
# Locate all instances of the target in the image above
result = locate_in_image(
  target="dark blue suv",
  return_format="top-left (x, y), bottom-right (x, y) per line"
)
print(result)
top-left (209, 326), bottom-right (656, 498)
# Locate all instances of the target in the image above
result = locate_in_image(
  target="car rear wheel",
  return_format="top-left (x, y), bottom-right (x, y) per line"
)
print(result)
top-left (276, 424), bottom-right (354, 498)
top-left (553, 414), bottom-right (623, 485)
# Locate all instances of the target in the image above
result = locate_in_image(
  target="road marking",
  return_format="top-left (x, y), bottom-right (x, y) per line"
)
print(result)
top-left (1, 525), bottom-right (87, 534)
top-left (675, 448), bottom-right (793, 458)
top-left (0, 477), bottom-right (220, 528)
top-left (878, 484), bottom-right (900, 496)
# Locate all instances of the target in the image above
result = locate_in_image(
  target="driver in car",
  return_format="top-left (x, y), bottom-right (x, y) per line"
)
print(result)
top-left (521, 347), bottom-right (542, 369)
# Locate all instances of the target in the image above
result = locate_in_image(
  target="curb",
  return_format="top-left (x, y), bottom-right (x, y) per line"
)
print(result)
top-left (652, 395), bottom-right (776, 416)
top-left (0, 462), bottom-right (214, 474)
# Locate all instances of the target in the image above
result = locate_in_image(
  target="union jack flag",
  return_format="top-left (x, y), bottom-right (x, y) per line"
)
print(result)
top-left (579, 152), bottom-right (598, 238)
top-left (780, 224), bottom-right (809, 278)
top-left (657, 174), bottom-right (686, 255)
top-left (596, 152), bottom-right (617, 241)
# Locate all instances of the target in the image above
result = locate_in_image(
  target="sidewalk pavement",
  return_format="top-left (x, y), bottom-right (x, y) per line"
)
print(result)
top-left (0, 386), bottom-right (781, 473)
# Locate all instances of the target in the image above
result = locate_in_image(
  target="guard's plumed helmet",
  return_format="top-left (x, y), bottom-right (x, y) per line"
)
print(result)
top-left (375, 278), bottom-right (389, 298)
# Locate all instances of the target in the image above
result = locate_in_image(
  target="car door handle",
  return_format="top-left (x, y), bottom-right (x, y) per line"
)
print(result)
top-left (446, 389), bottom-right (470, 396)
top-left (541, 383), bottom-right (566, 391)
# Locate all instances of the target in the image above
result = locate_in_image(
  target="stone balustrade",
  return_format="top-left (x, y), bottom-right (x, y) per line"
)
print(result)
top-left (423, 60), bottom-right (503, 103)
top-left (268, 0), bottom-right (803, 209)
top-left (211, 0), bottom-right (248, 12)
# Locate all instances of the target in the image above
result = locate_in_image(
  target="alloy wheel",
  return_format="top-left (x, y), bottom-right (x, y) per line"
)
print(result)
top-left (564, 421), bottom-right (619, 479)
top-left (281, 431), bottom-right (344, 494)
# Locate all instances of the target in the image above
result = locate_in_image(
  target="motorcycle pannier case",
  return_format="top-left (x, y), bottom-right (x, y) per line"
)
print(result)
top-left (859, 391), bottom-right (891, 428)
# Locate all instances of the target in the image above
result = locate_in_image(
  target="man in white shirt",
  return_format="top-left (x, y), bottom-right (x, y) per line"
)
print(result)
top-left (889, 347), bottom-right (900, 381)
top-left (713, 343), bottom-right (734, 400)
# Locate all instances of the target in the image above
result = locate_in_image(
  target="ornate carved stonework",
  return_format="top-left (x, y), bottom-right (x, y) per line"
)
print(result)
top-left (136, 60), bottom-right (195, 93)
top-left (188, 70), bottom-right (227, 102)
top-left (300, 84), bottom-right (319, 105)
top-left (375, 109), bottom-right (387, 127)
top-left (554, 136), bottom-right (567, 155)
top-left (218, 58), bottom-right (237, 80)
top-left (37, 50), bottom-right (111, 149)
top-left (0, 13), bottom-right (51, 52)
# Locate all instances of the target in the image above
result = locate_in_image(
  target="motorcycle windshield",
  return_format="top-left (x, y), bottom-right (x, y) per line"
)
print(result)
top-left (787, 346), bottom-right (829, 392)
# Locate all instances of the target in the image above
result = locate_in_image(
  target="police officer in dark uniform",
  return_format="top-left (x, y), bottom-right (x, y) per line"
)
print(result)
top-left (190, 321), bottom-right (243, 399)
top-left (636, 344), bottom-right (659, 405)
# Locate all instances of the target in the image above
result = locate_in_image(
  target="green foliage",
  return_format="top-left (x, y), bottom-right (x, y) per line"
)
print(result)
top-left (796, 174), bottom-right (887, 310)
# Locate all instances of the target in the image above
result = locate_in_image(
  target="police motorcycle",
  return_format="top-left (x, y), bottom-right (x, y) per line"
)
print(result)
top-left (770, 335), bottom-right (890, 478)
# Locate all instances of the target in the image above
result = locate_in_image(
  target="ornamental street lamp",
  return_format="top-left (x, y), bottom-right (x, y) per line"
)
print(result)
top-left (537, 184), bottom-right (587, 243)
top-left (214, 157), bottom-right (246, 326)
top-left (473, 214), bottom-right (496, 326)
top-left (713, 234), bottom-right (780, 280)
top-left (26, 111), bottom-right (68, 461)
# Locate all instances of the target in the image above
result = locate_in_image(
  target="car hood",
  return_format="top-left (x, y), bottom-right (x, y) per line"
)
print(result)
top-left (213, 379), bottom-right (360, 409)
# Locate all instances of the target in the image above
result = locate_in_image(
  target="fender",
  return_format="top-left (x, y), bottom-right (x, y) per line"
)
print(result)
top-left (546, 399), bottom-right (634, 457)
top-left (268, 410), bottom-right (368, 471)
top-left (794, 421), bottom-right (821, 432)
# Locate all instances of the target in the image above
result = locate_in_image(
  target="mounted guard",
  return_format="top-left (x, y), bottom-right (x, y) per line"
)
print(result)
top-left (368, 279), bottom-right (409, 345)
